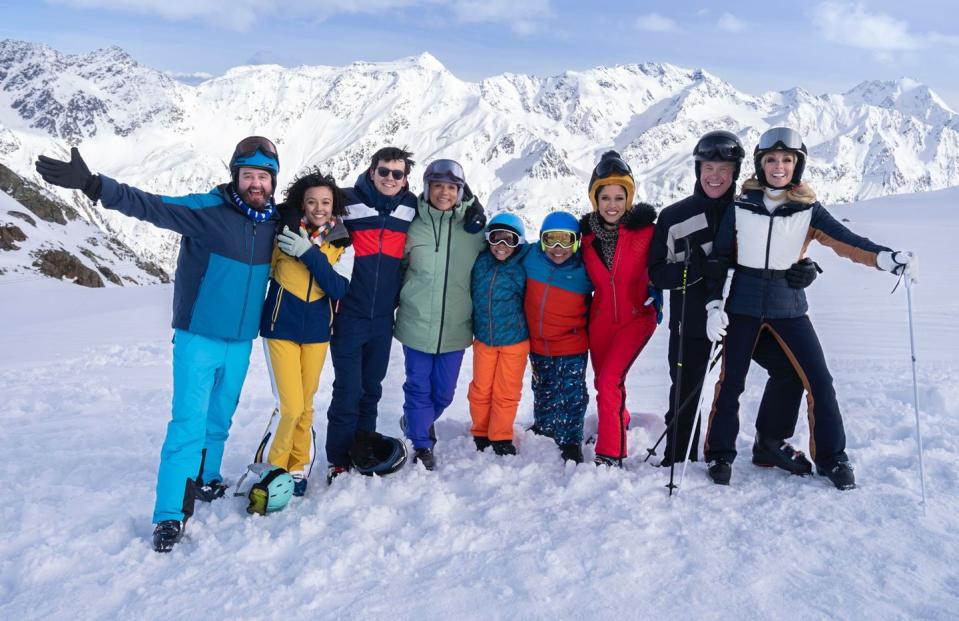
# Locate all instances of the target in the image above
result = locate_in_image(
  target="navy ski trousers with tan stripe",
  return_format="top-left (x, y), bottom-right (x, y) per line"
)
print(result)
top-left (704, 313), bottom-right (849, 470)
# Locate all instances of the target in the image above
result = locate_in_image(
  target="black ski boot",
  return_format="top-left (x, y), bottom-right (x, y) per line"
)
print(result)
top-left (491, 440), bottom-right (517, 456)
top-left (707, 459), bottom-right (732, 485)
top-left (413, 448), bottom-right (436, 471)
top-left (752, 434), bottom-right (812, 475)
top-left (593, 454), bottom-right (623, 468)
top-left (817, 462), bottom-right (856, 490)
top-left (152, 520), bottom-right (183, 553)
top-left (194, 479), bottom-right (228, 502)
top-left (474, 436), bottom-right (492, 452)
top-left (559, 443), bottom-right (583, 464)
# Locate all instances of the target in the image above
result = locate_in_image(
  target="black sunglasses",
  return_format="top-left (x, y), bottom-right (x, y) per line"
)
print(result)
top-left (375, 166), bottom-right (406, 180)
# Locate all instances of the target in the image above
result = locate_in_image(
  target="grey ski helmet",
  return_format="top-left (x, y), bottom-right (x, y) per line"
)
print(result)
top-left (753, 127), bottom-right (807, 187)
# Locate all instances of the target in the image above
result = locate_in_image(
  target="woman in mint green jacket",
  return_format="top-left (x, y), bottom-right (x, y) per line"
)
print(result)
top-left (395, 159), bottom-right (485, 470)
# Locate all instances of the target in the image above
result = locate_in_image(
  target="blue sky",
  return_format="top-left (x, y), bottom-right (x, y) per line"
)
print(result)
top-left (4, 0), bottom-right (958, 109)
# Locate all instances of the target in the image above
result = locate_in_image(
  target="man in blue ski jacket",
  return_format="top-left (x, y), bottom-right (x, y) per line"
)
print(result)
top-left (36, 137), bottom-right (287, 552)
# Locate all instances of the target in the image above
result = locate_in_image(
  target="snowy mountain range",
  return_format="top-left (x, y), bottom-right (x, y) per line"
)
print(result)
top-left (1, 38), bottom-right (957, 271)
top-left (0, 162), bottom-right (169, 286)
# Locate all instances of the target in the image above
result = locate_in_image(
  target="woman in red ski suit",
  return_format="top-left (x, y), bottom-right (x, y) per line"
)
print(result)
top-left (580, 151), bottom-right (659, 466)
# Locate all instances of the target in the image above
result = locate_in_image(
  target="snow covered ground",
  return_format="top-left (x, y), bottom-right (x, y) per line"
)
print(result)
top-left (1, 188), bottom-right (957, 619)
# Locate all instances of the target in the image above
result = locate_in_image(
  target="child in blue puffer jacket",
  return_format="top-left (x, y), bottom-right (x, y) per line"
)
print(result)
top-left (467, 213), bottom-right (530, 455)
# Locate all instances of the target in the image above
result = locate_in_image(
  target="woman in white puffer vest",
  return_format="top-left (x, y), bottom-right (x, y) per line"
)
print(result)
top-left (702, 126), bottom-right (917, 491)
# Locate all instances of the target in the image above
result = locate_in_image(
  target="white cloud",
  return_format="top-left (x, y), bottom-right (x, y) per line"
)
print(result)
top-left (717, 13), bottom-right (746, 33)
top-left (811, 2), bottom-right (922, 51)
top-left (636, 12), bottom-right (678, 33)
top-left (45, 0), bottom-right (552, 33)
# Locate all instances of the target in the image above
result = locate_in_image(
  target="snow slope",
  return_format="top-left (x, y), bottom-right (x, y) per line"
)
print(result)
top-left (0, 188), bottom-right (957, 619)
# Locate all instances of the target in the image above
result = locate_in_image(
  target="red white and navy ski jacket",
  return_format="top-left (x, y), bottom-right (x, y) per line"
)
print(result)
top-left (338, 172), bottom-right (418, 319)
top-left (709, 188), bottom-right (891, 319)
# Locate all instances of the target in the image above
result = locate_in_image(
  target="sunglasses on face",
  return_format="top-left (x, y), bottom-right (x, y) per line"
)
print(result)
top-left (376, 166), bottom-right (406, 180)
top-left (485, 229), bottom-right (521, 248)
top-left (540, 230), bottom-right (578, 249)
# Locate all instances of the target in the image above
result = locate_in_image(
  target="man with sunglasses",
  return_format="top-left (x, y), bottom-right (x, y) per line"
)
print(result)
top-left (324, 147), bottom-right (419, 481)
top-left (35, 136), bottom-right (282, 552)
top-left (648, 130), bottom-right (817, 473)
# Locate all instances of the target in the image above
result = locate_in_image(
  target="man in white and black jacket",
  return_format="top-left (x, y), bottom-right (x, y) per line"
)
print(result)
top-left (648, 131), bottom-right (818, 473)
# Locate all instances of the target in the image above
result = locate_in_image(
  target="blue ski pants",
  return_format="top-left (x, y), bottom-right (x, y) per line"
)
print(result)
top-left (153, 330), bottom-right (252, 523)
top-left (401, 346), bottom-right (465, 449)
top-left (529, 352), bottom-right (589, 446)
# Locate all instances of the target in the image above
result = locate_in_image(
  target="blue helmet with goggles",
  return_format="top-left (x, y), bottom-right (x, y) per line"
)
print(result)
top-left (539, 211), bottom-right (580, 253)
top-left (423, 158), bottom-right (466, 205)
top-left (754, 127), bottom-right (807, 187)
top-left (229, 135), bottom-right (280, 193)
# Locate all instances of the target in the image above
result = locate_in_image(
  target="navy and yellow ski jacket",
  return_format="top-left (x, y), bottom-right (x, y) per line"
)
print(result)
top-left (99, 175), bottom-right (279, 341)
top-left (259, 223), bottom-right (350, 344)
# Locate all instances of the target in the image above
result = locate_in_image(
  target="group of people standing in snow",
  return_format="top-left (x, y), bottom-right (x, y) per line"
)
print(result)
top-left (34, 124), bottom-right (917, 552)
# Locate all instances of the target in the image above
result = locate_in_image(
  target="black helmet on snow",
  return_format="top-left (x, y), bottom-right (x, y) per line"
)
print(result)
top-left (693, 130), bottom-right (745, 181)
top-left (753, 127), bottom-right (807, 187)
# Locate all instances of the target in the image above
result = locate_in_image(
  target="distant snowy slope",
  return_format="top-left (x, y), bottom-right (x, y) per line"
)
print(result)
top-left (1, 39), bottom-right (958, 271)
top-left (0, 188), bottom-right (955, 618)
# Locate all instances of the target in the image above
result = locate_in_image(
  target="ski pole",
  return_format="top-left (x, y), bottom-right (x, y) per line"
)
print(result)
top-left (643, 348), bottom-right (722, 462)
top-left (667, 238), bottom-right (693, 496)
top-left (904, 276), bottom-right (927, 515)
top-left (676, 267), bottom-right (734, 494)
top-left (678, 341), bottom-right (722, 488)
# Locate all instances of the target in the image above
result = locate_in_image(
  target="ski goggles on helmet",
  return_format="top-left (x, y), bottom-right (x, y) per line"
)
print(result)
top-left (485, 229), bottom-right (522, 248)
top-left (233, 136), bottom-right (279, 165)
top-left (694, 139), bottom-right (745, 162)
top-left (593, 155), bottom-right (632, 178)
top-left (424, 159), bottom-right (466, 186)
top-left (757, 127), bottom-right (804, 152)
top-left (540, 230), bottom-right (578, 249)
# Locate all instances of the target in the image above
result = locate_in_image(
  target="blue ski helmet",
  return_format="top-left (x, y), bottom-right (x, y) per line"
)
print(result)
top-left (539, 211), bottom-right (580, 253)
top-left (487, 212), bottom-right (526, 241)
top-left (230, 135), bottom-right (280, 192)
top-left (245, 464), bottom-right (294, 515)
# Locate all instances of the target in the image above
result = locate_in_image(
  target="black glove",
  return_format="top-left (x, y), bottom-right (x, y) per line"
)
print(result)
top-left (702, 254), bottom-right (729, 281)
top-left (462, 183), bottom-right (486, 234)
top-left (785, 257), bottom-right (822, 289)
top-left (35, 147), bottom-right (101, 201)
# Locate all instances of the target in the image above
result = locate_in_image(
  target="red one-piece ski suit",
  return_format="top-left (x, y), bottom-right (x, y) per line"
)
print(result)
top-left (581, 204), bottom-right (659, 459)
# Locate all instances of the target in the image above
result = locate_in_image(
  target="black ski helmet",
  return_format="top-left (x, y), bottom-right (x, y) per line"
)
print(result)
top-left (693, 130), bottom-right (745, 182)
top-left (753, 126), bottom-right (807, 187)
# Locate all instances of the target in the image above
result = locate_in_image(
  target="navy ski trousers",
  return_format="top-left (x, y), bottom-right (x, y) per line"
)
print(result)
top-left (704, 314), bottom-right (849, 469)
top-left (664, 330), bottom-right (805, 462)
top-left (326, 315), bottom-right (394, 467)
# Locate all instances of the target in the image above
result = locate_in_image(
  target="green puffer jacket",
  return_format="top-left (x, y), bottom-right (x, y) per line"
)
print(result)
top-left (394, 195), bottom-right (485, 354)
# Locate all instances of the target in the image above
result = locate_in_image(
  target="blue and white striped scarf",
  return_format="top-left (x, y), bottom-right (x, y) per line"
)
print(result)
top-left (229, 186), bottom-right (276, 223)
